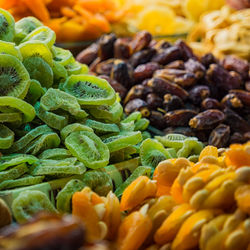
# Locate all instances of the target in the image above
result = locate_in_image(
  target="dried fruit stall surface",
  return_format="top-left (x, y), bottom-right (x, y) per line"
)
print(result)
top-left (0, 144), bottom-right (250, 250)
top-left (77, 31), bottom-right (250, 147)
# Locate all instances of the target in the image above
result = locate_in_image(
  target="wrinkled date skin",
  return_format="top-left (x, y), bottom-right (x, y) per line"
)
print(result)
top-left (125, 98), bottom-right (150, 117)
top-left (124, 85), bottom-right (152, 104)
top-left (76, 43), bottom-right (99, 65)
top-left (208, 124), bottom-right (230, 148)
top-left (163, 94), bottom-right (184, 112)
top-left (189, 109), bottom-right (225, 130)
top-left (134, 62), bottom-right (161, 82)
top-left (98, 33), bottom-right (116, 60)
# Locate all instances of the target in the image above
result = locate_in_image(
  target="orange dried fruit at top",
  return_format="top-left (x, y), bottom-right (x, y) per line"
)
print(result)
top-left (120, 176), bottom-right (157, 211)
top-left (154, 203), bottom-right (194, 245)
top-left (117, 205), bottom-right (152, 250)
top-left (235, 185), bottom-right (250, 215)
top-left (171, 178), bottom-right (184, 204)
top-left (225, 142), bottom-right (250, 169)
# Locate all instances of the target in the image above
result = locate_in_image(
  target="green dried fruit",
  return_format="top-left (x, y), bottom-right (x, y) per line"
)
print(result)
top-left (38, 148), bottom-right (71, 160)
top-left (0, 41), bottom-right (22, 60)
top-left (85, 119), bottom-right (120, 134)
top-left (0, 163), bottom-right (28, 183)
top-left (0, 8), bottom-right (15, 42)
top-left (0, 124), bottom-right (14, 149)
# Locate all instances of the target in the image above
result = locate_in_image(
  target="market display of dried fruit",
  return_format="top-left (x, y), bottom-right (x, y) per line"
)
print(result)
top-left (77, 30), bottom-right (250, 147)
top-left (1, 144), bottom-right (249, 250)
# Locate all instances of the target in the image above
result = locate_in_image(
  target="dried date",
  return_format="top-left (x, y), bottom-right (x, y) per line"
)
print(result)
top-left (76, 43), bottom-right (98, 65)
top-left (175, 40), bottom-right (197, 61)
top-left (201, 98), bottom-right (222, 110)
top-left (164, 109), bottom-right (198, 126)
top-left (149, 111), bottom-right (166, 129)
top-left (124, 85), bottom-right (152, 104)
top-left (221, 93), bottom-right (243, 109)
top-left (200, 53), bottom-right (218, 68)
top-left (130, 48), bottom-right (156, 68)
top-left (134, 62), bottom-right (160, 82)
top-left (189, 85), bottom-right (210, 105)
top-left (124, 98), bottom-right (150, 117)
top-left (129, 30), bottom-right (152, 53)
top-left (165, 60), bottom-right (185, 70)
top-left (163, 94), bottom-right (184, 112)
top-left (152, 46), bottom-right (181, 65)
top-left (98, 33), bottom-right (116, 60)
top-left (146, 93), bottom-right (163, 109)
top-left (189, 109), bottom-right (225, 130)
top-left (95, 59), bottom-right (115, 75)
top-left (208, 124), bottom-right (230, 148)
top-left (184, 58), bottom-right (206, 79)
top-left (229, 89), bottom-right (250, 106)
top-left (114, 38), bottom-right (131, 59)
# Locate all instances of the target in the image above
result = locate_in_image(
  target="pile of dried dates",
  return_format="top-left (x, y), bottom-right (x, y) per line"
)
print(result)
top-left (77, 31), bottom-right (250, 147)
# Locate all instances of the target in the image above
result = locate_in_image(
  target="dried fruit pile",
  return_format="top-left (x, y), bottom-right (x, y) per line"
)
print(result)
top-left (77, 31), bottom-right (250, 147)
top-left (0, 0), bottom-right (123, 42)
top-left (1, 143), bottom-right (249, 250)
top-left (0, 9), bottom-right (208, 225)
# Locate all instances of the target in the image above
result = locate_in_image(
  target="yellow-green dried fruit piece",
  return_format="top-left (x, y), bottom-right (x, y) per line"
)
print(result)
top-left (0, 124), bottom-right (14, 149)
top-left (0, 8), bottom-right (15, 42)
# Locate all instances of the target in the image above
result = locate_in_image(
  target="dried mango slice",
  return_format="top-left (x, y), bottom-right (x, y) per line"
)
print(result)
top-left (56, 179), bottom-right (85, 213)
top-left (0, 124), bottom-right (14, 149)
top-left (0, 163), bottom-right (28, 183)
top-left (140, 139), bottom-right (172, 169)
top-left (7, 125), bottom-right (52, 153)
top-left (65, 131), bottom-right (109, 169)
top-left (81, 170), bottom-right (113, 196)
top-left (0, 96), bottom-right (35, 123)
top-left (60, 123), bottom-right (93, 141)
top-left (172, 209), bottom-right (218, 250)
top-left (199, 146), bottom-right (218, 161)
top-left (0, 153), bottom-right (38, 171)
top-left (0, 175), bottom-right (44, 190)
top-left (102, 131), bottom-right (142, 153)
top-left (154, 203), bottom-right (194, 245)
top-left (117, 205), bottom-right (152, 250)
top-left (235, 185), bottom-right (250, 215)
top-left (63, 74), bottom-right (116, 106)
top-left (85, 119), bottom-right (120, 135)
top-left (38, 148), bottom-right (71, 160)
top-left (40, 88), bottom-right (88, 119)
top-left (115, 166), bottom-right (152, 197)
top-left (12, 190), bottom-right (57, 223)
top-left (120, 176), bottom-right (157, 211)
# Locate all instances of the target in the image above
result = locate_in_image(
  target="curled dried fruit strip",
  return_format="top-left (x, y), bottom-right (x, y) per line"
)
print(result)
top-left (235, 185), bottom-right (250, 215)
top-left (120, 176), bottom-right (157, 211)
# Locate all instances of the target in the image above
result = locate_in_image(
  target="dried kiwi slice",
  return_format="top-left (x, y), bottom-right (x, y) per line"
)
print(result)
top-left (0, 124), bottom-right (14, 149)
top-left (52, 61), bottom-right (68, 87)
top-left (52, 46), bottom-right (74, 66)
top-left (114, 166), bottom-right (152, 197)
top-left (0, 41), bottom-right (22, 60)
top-left (21, 26), bottom-right (56, 48)
top-left (12, 190), bottom-right (57, 223)
top-left (134, 118), bottom-right (149, 131)
top-left (65, 61), bottom-right (89, 76)
top-left (65, 131), bottom-right (110, 169)
top-left (62, 75), bottom-right (116, 106)
top-left (81, 170), bottom-right (113, 196)
top-left (122, 111), bottom-right (141, 123)
top-left (38, 148), bottom-right (71, 160)
top-left (88, 101), bottom-right (123, 123)
top-left (60, 123), bottom-right (93, 141)
top-left (0, 8), bottom-right (15, 42)
top-left (31, 158), bottom-right (86, 176)
top-left (25, 79), bottom-right (46, 105)
top-left (8, 125), bottom-right (53, 153)
top-left (140, 138), bottom-right (172, 168)
top-left (56, 179), bottom-right (85, 213)
top-left (22, 132), bottom-right (61, 155)
top-left (40, 88), bottom-right (88, 119)
top-left (35, 102), bottom-right (68, 130)
top-left (177, 138), bottom-right (204, 158)
top-left (85, 119), bottom-right (120, 134)
top-left (0, 163), bottom-right (28, 183)
top-left (23, 56), bottom-right (53, 88)
top-left (0, 112), bottom-right (22, 123)
top-left (14, 16), bottom-right (43, 44)
top-left (155, 133), bottom-right (187, 150)
top-left (102, 131), bottom-right (142, 153)
top-left (0, 175), bottom-right (44, 191)
top-left (0, 54), bottom-right (30, 99)
top-left (0, 97), bottom-right (35, 123)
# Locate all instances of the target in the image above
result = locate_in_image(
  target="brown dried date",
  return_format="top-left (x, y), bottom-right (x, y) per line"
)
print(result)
top-left (89, 57), bottom-right (101, 72)
top-left (146, 93), bottom-right (163, 109)
top-left (222, 55), bottom-right (249, 80)
top-left (110, 60), bottom-right (134, 89)
top-left (189, 109), bottom-right (225, 130)
top-left (151, 40), bottom-right (171, 50)
top-left (129, 30), bottom-right (152, 54)
top-left (175, 40), bottom-right (197, 61)
top-left (229, 132), bottom-right (246, 144)
top-left (99, 75), bottom-right (127, 99)
top-left (149, 111), bottom-right (166, 129)
top-left (152, 46), bottom-right (181, 65)
top-left (200, 53), bottom-right (218, 68)
top-left (164, 126), bottom-right (194, 137)
top-left (114, 38), bottom-right (131, 59)
top-left (245, 81), bottom-right (250, 91)
top-left (189, 85), bottom-right (210, 105)
top-left (164, 109), bottom-right (198, 126)
top-left (124, 98), bottom-right (150, 117)
top-left (124, 85), bottom-right (152, 104)
top-left (206, 64), bottom-right (242, 91)
top-left (165, 60), bottom-right (185, 70)
top-left (98, 33), bottom-right (116, 60)
top-left (184, 58), bottom-right (206, 79)
top-left (163, 94), bottom-right (184, 112)
top-left (147, 77), bottom-right (188, 100)
top-left (76, 43), bottom-right (98, 65)
top-left (129, 48), bottom-right (156, 68)
top-left (95, 59), bottom-right (115, 75)
top-left (229, 89), bottom-right (250, 106)
top-left (208, 124), bottom-right (230, 148)
top-left (221, 93), bottom-right (243, 109)
top-left (201, 98), bottom-right (222, 110)
top-left (133, 62), bottom-right (160, 82)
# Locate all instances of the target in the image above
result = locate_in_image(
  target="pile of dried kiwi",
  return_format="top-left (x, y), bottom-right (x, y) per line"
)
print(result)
top-left (0, 9), bottom-right (205, 223)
